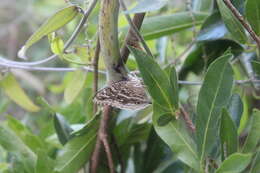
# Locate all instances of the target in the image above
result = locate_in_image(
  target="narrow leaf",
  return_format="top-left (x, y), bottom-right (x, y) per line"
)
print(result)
top-left (227, 94), bottom-right (243, 127)
top-left (220, 108), bottom-right (238, 158)
top-left (242, 109), bottom-right (260, 153)
top-left (129, 47), bottom-right (176, 113)
top-left (36, 150), bottom-right (54, 173)
top-left (169, 66), bottom-right (179, 109)
top-left (196, 54), bottom-right (234, 160)
top-left (140, 12), bottom-right (208, 40)
top-left (0, 74), bottom-right (40, 112)
top-left (246, 0), bottom-right (260, 35)
top-left (216, 153), bottom-right (252, 173)
top-left (22, 5), bottom-right (79, 51)
top-left (193, 0), bottom-right (214, 12)
top-left (153, 103), bottom-right (200, 171)
top-left (54, 116), bottom-right (99, 173)
top-left (64, 70), bottom-right (87, 104)
top-left (252, 60), bottom-right (260, 76)
top-left (125, 0), bottom-right (167, 14)
top-left (54, 113), bottom-right (73, 145)
top-left (217, 0), bottom-right (247, 43)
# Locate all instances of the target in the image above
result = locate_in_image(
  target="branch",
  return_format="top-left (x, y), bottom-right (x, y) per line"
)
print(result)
top-left (93, 38), bottom-right (100, 113)
top-left (119, 0), bottom-right (153, 57)
top-left (119, 13), bottom-right (146, 65)
top-left (223, 0), bottom-right (260, 49)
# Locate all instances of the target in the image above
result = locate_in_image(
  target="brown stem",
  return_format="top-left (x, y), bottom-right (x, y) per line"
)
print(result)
top-left (179, 105), bottom-right (196, 132)
top-left (119, 13), bottom-right (145, 65)
top-left (223, 0), bottom-right (260, 49)
top-left (90, 106), bottom-right (113, 173)
top-left (93, 38), bottom-right (100, 113)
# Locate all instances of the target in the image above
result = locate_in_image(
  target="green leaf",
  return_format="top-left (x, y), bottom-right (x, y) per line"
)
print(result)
top-left (64, 70), bottom-right (87, 104)
top-left (0, 125), bottom-right (36, 172)
top-left (54, 113), bottom-right (73, 145)
top-left (49, 33), bottom-right (65, 55)
top-left (217, 0), bottom-right (247, 43)
top-left (216, 153), bottom-right (252, 173)
top-left (140, 12), bottom-right (208, 40)
top-left (242, 109), bottom-right (260, 153)
top-left (228, 94), bottom-right (243, 127)
top-left (157, 113), bottom-right (174, 126)
top-left (125, 0), bottom-right (167, 14)
top-left (129, 47), bottom-right (177, 114)
top-left (193, 0), bottom-right (214, 12)
top-left (252, 60), bottom-right (260, 76)
top-left (0, 74), bottom-right (40, 112)
top-left (153, 103), bottom-right (200, 171)
top-left (35, 150), bottom-right (54, 173)
top-left (250, 150), bottom-right (260, 173)
top-left (6, 115), bottom-right (45, 153)
top-left (196, 54), bottom-right (234, 160)
top-left (246, 0), bottom-right (260, 35)
top-left (54, 116), bottom-right (99, 173)
top-left (169, 66), bottom-right (179, 109)
top-left (19, 5), bottom-right (79, 55)
top-left (220, 109), bottom-right (238, 158)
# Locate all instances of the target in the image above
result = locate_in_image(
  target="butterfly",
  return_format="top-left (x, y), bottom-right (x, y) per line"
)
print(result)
top-left (93, 74), bottom-right (151, 110)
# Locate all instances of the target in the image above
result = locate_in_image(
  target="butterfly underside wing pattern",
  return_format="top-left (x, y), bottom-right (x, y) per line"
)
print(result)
top-left (93, 74), bottom-right (151, 110)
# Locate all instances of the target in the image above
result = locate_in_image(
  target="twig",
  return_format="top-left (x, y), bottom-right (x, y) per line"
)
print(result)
top-left (93, 38), bottom-right (100, 113)
top-left (119, 0), bottom-right (153, 57)
top-left (0, 61), bottom-right (105, 73)
top-left (179, 105), bottom-right (196, 132)
top-left (90, 135), bottom-right (103, 172)
top-left (119, 13), bottom-right (146, 65)
top-left (223, 0), bottom-right (260, 49)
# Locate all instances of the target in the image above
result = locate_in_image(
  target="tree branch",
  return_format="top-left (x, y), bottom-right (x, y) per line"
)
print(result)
top-left (119, 0), bottom-right (153, 57)
top-left (223, 0), bottom-right (260, 49)
top-left (119, 13), bottom-right (146, 65)
top-left (93, 38), bottom-right (100, 113)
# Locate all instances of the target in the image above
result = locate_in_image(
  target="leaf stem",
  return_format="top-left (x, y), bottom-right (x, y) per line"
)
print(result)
top-left (223, 0), bottom-right (260, 49)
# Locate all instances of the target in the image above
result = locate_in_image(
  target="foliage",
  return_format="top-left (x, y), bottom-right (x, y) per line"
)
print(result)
top-left (0, 0), bottom-right (260, 172)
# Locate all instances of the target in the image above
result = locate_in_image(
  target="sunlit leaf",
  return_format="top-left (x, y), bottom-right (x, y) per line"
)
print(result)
top-left (0, 74), bottom-right (40, 112)
top-left (196, 54), bottom-right (234, 160)
top-left (64, 70), bottom-right (87, 104)
top-left (19, 5), bottom-right (79, 56)
top-left (48, 33), bottom-right (65, 55)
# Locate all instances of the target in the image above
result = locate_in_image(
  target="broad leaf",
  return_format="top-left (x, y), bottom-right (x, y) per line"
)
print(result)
top-left (54, 113), bottom-right (73, 145)
top-left (242, 109), bottom-right (260, 153)
top-left (196, 54), bottom-right (234, 160)
top-left (216, 153), bottom-right (252, 173)
top-left (220, 109), bottom-right (238, 158)
top-left (35, 150), bottom-right (54, 173)
top-left (228, 94), bottom-right (243, 127)
top-left (217, 0), bottom-right (247, 43)
top-left (19, 5), bottom-right (79, 57)
top-left (197, 12), bottom-right (228, 41)
top-left (64, 70), bottom-right (87, 104)
top-left (252, 60), bottom-right (260, 76)
top-left (246, 0), bottom-right (260, 35)
top-left (54, 116), bottom-right (99, 173)
top-left (0, 125), bottom-right (36, 172)
top-left (250, 150), bottom-right (260, 173)
top-left (129, 47), bottom-right (177, 113)
top-left (125, 0), bottom-right (167, 14)
top-left (153, 103), bottom-right (200, 171)
top-left (140, 12), bottom-right (208, 40)
top-left (0, 74), bottom-right (40, 112)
